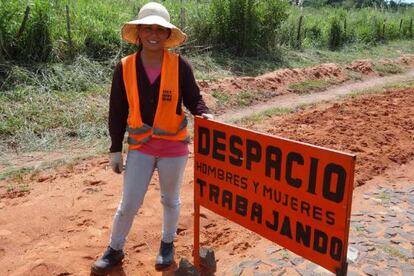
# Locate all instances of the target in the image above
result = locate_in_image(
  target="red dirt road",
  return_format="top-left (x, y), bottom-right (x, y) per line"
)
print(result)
top-left (1, 87), bottom-right (413, 275)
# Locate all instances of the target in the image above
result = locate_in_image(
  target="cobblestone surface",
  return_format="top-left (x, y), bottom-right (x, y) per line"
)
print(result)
top-left (230, 184), bottom-right (414, 275)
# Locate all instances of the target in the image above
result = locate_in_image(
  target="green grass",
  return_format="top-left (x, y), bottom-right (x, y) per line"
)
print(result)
top-left (380, 246), bottom-right (410, 261)
top-left (0, 154), bottom-right (96, 187)
top-left (280, 40), bottom-right (414, 69)
top-left (235, 90), bottom-right (256, 106)
top-left (231, 107), bottom-right (293, 126)
top-left (288, 79), bottom-right (334, 94)
top-left (354, 225), bottom-right (366, 234)
top-left (279, 249), bottom-right (290, 259)
top-left (211, 90), bottom-right (230, 105)
top-left (338, 80), bottom-right (414, 100)
top-left (374, 191), bottom-right (391, 203)
top-left (373, 62), bottom-right (405, 75)
top-left (0, 87), bottom-right (109, 153)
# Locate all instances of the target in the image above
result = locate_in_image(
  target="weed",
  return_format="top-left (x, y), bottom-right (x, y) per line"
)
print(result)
top-left (18, 183), bottom-right (30, 193)
top-left (212, 90), bottom-right (230, 105)
top-left (235, 90), bottom-right (256, 107)
top-left (288, 79), bottom-right (333, 94)
top-left (380, 246), bottom-right (409, 261)
top-left (232, 107), bottom-right (292, 125)
top-left (373, 62), bottom-right (405, 75)
top-left (328, 16), bottom-right (343, 50)
top-left (338, 80), bottom-right (414, 101)
top-left (345, 69), bottom-right (363, 81)
top-left (0, 167), bottom-right (33, 183)
top-left (354, 226), bottom-right (366, 234)
top-left (6, 183), bottom-right (14, 193)
top-left (279, 249), bottom-right (289, 259)
top-left (374, 191), bottom-right (391, 203)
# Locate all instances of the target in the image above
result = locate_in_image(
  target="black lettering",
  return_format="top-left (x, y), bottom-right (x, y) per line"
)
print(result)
top-left (307, 158), bottom-right (319, 194)
top-left (251, 203), bottom-right (262, 224)
top-left (229, 135), bottom-right (243, 167)
top-left (323, 163), bottom-right (347, 203)
top-left (196, 178), bottom-right (207, 197)
top-left (207, 165), bottom-right (216, 176)
top-left (326, 211), bottom-right (335, 225)
top-left (274, 190), bottom-right (282, 203)
top-left (235, 195), bottom-right (248, 216)
top-left (246, 139), bottom-right (261, 170)
top-left (240, 177), bottom-right (248, 189)
top-left (280, 216), bottom-right (293, 239)
top-left (222, 190), bottom-right (233, 210)
top-left (212, 130), bottom-right (226, 161)
top-left (209, 184), bottom-right (220, 204)
top-left (217, 168), bottom-right (224, 180)
top-left (263, 185), bottom-right (272, 199)
top-left (281, 194), bottom-right (289, 206)
top-left (198, 127), bottom-right (210, 155)
top-left (265, 146), bottom-right (282, 180)
top-left (313, 206), bottom-right (323, 221)
top-left (330, 237), bottom-right (343, 261)
top-left (225, 171), bottom-right (233, 183)
top-left (196, 161), bottom-right (203, 173)
top-left (296, 221), bottom-right (311, 247)
top-left (286, 152), bottom-right (304, 188)
top-left (266, 210), bottom-right (279, 231)
top-left (313, 229), bottom-right (328, 254)
top-left (300, 201), bottom-right (311, 216)
top-left (291, 196), bottom-right (298, 211)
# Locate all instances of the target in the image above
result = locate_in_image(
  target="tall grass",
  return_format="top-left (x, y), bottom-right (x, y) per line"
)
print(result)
top-left (287, 7), bottom-right (414, 50)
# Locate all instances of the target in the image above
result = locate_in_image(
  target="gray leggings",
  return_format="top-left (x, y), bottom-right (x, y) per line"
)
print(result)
top-left (109, 150), bottom-right (188, 250)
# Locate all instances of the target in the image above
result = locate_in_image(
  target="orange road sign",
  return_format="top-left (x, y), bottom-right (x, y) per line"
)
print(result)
top-left (193, 117), bottom-right (355, 275)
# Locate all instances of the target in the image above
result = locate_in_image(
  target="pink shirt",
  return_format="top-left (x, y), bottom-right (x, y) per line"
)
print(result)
top-left (139, 65), bottom-right (189, 157)
top-left (144, 66), bottom-right (161, 84)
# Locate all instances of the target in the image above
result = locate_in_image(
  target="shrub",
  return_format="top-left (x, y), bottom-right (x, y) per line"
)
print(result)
top-left (328, 16), bottom-right (342, 50)
top-left (210, 0), bottom-right (289, 56)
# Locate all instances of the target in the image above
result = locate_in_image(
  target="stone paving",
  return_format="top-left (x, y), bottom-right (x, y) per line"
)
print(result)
top-left (228, 184), bottom-right (414, 275)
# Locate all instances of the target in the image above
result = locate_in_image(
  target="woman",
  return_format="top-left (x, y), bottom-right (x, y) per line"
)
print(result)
top-left (91, 2), bottom-right (212, 274)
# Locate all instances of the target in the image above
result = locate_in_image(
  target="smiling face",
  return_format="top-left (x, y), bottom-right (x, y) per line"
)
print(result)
top-left (137, 24), bottom-right (171, 52)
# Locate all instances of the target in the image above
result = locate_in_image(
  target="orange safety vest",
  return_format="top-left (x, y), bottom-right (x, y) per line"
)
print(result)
top-left (121, 50), bottom-right (189, 150)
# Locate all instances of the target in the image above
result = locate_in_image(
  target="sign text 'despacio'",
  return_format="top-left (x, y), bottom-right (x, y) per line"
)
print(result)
top-left (194, 117), bottom-right (355, 274)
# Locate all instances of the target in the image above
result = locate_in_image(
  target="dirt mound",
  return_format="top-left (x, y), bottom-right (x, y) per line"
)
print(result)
top-left (345, 59), bottom-right (376, 75)
top-left (198, 63), bottom-right (348, 95)
top-left (398, 54), bottom-right (414, 66)
top-left (246, 88), bottom-right (414, 186)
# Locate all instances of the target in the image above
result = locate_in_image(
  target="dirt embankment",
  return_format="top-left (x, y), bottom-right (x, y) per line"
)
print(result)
top-left (199, 54), bottom-right (414, 113)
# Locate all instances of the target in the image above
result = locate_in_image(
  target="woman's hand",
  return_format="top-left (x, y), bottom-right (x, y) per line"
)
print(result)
top-left (201, 113), bottom-right (214, 120)
top-left (110, 152), bottom-right (123, 174)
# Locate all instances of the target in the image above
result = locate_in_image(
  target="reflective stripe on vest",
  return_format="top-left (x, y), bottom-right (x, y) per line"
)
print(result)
top-left (121, 50), bottom-right (189, 149)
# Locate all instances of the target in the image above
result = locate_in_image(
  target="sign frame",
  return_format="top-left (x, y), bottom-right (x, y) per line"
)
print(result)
top-left (193, 117), bottom-right (355, 275)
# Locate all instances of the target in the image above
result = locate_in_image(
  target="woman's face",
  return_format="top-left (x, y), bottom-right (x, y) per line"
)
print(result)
top-left (137, 24), bottom-right (170, 52)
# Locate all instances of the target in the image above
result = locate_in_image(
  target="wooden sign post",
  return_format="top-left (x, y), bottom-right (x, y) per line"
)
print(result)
top-left (194, 117), bottom-right (355, 275)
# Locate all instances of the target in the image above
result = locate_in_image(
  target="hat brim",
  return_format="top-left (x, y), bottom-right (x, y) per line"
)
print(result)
top-left (121, 16), bottom-right (187, 48)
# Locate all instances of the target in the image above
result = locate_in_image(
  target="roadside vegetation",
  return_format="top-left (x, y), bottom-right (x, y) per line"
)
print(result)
top-left (1, 0), bottom-right (414, 171)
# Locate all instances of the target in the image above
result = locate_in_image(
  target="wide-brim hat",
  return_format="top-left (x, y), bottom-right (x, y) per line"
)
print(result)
top-left (121, 2), bottom-right (187, 48)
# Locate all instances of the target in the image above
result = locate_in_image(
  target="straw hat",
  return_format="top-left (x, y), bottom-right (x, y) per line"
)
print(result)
top-left (121, 2), bottom-right (187, 48)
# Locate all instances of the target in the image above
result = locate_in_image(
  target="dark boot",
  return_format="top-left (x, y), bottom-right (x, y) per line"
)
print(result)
top-left (155, 241), bottom-right (174, 267)
top-left (91, 246), bottom-right (125, 275)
